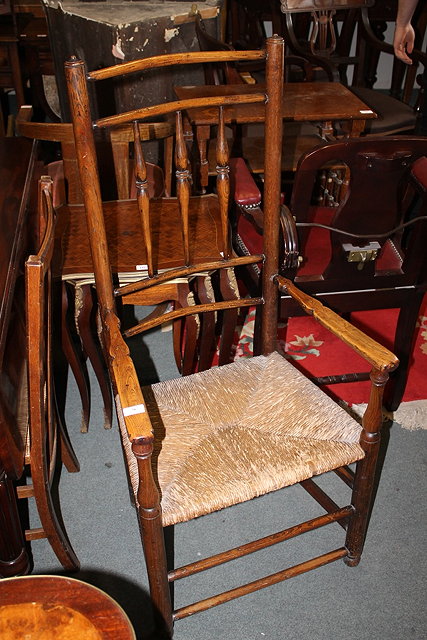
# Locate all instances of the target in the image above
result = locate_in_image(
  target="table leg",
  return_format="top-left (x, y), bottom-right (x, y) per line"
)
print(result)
top-left (341, 119), bottom-right (366, 137)
top-left (0, 470), bottom-right (31, 577)
top-left (320, 120), bottom-right (334, 139)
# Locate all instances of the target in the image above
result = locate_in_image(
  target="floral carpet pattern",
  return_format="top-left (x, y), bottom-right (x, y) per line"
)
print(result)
top-left (233, 300), bottom-right (427, 410)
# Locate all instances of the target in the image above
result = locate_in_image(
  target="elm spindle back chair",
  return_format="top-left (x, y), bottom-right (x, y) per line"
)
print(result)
top-left (233, 136), bottom-right (427, 411)
top-left (19, 176), bottom-right (79, 571)
top-left (65, 37), bottom-right (398, 637)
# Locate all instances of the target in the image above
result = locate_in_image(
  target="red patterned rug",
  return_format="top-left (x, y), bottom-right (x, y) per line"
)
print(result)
top-left (234, 297), bottom-right (427, 409)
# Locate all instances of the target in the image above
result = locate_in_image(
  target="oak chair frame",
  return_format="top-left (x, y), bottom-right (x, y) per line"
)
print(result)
top-left (65, 37), bottom-right (398, 636)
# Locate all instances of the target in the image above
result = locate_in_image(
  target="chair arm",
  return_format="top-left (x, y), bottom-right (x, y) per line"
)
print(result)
top-left (229, 157), bottom-right (264, 232)
top-left (102, 310), bottom-right (154, 444)
top-left (279, 205), bottom-right (300, 272)
top-left (276, 275), bottom-right (399, 373)
top-left (230, 157), bottom-right (262, 208)
top-left (230, 158), bottom-right (299, 271)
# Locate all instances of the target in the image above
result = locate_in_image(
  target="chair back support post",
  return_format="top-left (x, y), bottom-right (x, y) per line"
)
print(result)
top-left (27, 178), bottom-right (55, 461)
top-left (261, 35), bottom-right (284, 354)
top-left (64, 57), bottom-right (115, 312)
top-left (25, 176), bottom-right (80, 571)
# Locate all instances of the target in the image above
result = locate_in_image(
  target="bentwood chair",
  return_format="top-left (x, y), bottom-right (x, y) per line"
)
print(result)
top-left (18, 176), bottom-right (79, 571)
top-left (65, 37), bottom-right (398, 636)
top-left (233, 136), bottom-right (427, 412)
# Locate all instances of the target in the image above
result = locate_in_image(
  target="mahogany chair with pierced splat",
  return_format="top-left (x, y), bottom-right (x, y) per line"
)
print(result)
top-left (65, 37), bottom-right (399, 637)
top-left (233, 136), bottom-right (427, 411)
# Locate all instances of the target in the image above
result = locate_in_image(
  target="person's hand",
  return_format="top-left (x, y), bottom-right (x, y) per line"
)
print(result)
top-left (393, 23), bottom-right (416, 64)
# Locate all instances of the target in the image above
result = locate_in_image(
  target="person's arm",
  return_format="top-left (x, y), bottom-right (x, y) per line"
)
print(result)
top-left (393, 0), bottom-right (419, 64)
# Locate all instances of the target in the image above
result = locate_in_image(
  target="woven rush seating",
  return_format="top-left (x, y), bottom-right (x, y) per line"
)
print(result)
top-left (119, 352), bottom-right (364, 527)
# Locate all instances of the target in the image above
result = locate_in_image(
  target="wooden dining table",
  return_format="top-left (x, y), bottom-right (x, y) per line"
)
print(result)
top-left (174, 81), bottom-right (377, 191)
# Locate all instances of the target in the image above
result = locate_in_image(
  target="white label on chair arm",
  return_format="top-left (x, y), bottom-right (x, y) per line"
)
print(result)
top-left (123, 404), bottom-right (146, 416)
top-left (360, 109), bottom-right (374, 114)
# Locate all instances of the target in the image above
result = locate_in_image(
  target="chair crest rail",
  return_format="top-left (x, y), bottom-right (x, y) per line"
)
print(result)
top-left (87, 50), bottom-right (266, 81)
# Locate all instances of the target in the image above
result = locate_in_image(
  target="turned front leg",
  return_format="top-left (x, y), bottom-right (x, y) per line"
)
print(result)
top-left (133, 441), bottom-right (173, 637)
top-left (345, 367), bottom-right (389, 566)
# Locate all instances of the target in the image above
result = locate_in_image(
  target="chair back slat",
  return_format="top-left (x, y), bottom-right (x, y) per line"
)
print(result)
top-left (87, 50), bottom-right (266, 82)
top-left (65, 40), bottom-right (284, 355)
top-left (215, 106), bottom-right (231, 259)
top-left (133, 120), bottom-right (154, 277)
top-left (94, 94), bottom-right (265, 130)
top-left (175, 110), bottom-right (191, 266)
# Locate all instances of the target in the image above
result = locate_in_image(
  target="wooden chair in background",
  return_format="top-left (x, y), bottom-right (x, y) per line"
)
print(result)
top-left (65, 37), bottom-right (398, 637)
top-left (278, 0), bottom-right (427, 136)
top-left (0, 0), bottom-right (25, 134)
top-left (194, 11), bottom-right (325, 181)
top-left (18, 176), bottom-right (79, 571)
top-left (233, 136), bottom-right (427, 412)
top-left (16, 106), bottom-right (176, 432)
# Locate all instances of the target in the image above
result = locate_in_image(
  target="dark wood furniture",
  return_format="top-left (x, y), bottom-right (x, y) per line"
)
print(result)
top-left (65, 37), bottom-right (398, 637)
top-left (43, 0), bottom-right (224, 122)
top-left (278, 0), bottom-right (427, 135)
top-left (11, 0), bottom-right (60, 122)
top-left (0, 137), bottom-right (39, 577)
top-left (174, 80), bottom-right (376, 191)
top-left (233, 136), bottom-right (427, 411)
top-left (194, 11), bottom-right (326, 180)
top-left (0, 575), bottom-right (136, 638)
top-left (20, 176), bottom-right (79, 571)
top-left (0, 142), bottom-right (78, 577)
top-left (0, 0), bottom-right (25, 133)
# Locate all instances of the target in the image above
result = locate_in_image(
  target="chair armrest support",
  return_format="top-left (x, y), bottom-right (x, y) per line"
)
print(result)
top-left (280, 205), bottom-right (300, 272)
top-left (102, 309), bottom-right (154, 445)
top-left (276, 276), bottom-right (399, 373)
top-left (230, 157), bottom-right (262, 208)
